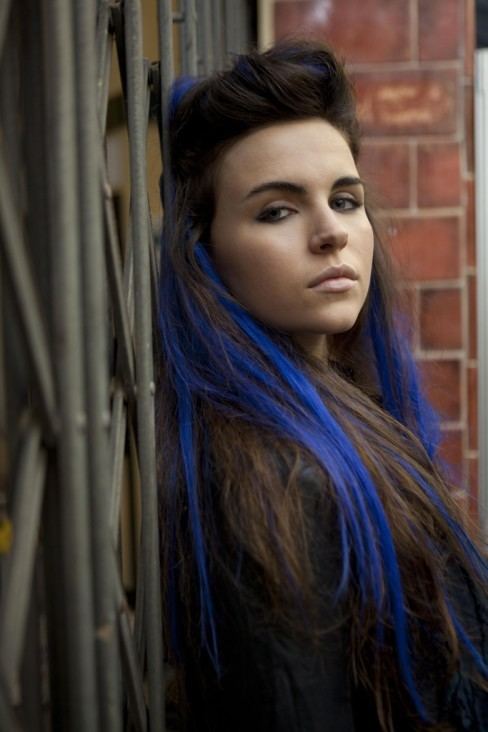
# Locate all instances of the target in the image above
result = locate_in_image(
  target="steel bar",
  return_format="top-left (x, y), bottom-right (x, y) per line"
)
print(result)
top-left (42, 461), bottom-right (71, 731)
top-left (224, 0), bottom-right (238, 57)
top-left (0, 0), bottom-right (12, 61)
top-left (124, 2), bottom-right (165, 730)
top-left (19, 566), bottom-right (43, 732)
top-left (0, 672), bottom-right (21, 732)
top-left (133, 499), bottom-right (145, 668)
top-left (96, 0), bottom-right (113, 133)
top-left (195, 0), bottom-right (205, 74)
top-left (181, 0), bottom-right (198, 75)
top-left (0, 150), bottom-right (57, 440)
top-left (21, 0), bottom-right (52, 342)
top-left (103, 184), bottom-right (136, 398)
top-left (127, 418), bottom-right (145, 669)
top-left (143, 61), bottom-right (160, 319)
top-left (148, 203), bottom-right (160, 324)
top-left (157, 0), bottom-right (175, 229)
top-left (211, 0), bottom-right (225, 70)
top-left (109, 543), bottom-right (148, 732)
top-left (109, 548), bottom-right (148, 732)
top-left (0, 281), bottom-right (5, 497)
top-left (196, 0), bottom-right (214, 73)
top-left (42, 0), bottom-right (99, 727)
top-left (243, 0), bottom-right (253, 54)
top-left (234, 0), bottom-right (249, 55)
top-left (475, 50), bottom-right (488, 532)
top-left (74, 0), bottom-right (122, 728)
top-left (0, 5), bottom-right (22, 212)
top-left (118, 603), bottom-right (148, 732)
top-left (0, 423), bottom-right (45, 700)
top-left (110, 387), bottom-right (127, 545)
top-left (123, 223), bottom-right (135, 335)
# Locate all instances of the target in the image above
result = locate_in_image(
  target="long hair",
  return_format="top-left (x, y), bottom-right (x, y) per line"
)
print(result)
top-left (157, 41), bottom-right (487, 730)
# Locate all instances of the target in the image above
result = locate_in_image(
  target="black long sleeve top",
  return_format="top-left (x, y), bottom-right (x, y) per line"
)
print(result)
top-left (177, 468), bottom-right (488, 732)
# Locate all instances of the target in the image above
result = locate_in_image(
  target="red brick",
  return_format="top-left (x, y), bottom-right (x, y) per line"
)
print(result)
top-left (352, 69), bottom-right (458, 136)
top-left (468, 365), bottom-right (478, 450)
top-left (274, 0), bottom-right (411, 63)
top-left (467, 456), bottom-right (479, 517)
top-left (465, 84), bottom-right (474, 174)
top-left (418, 0), bottom-right (463, 61)
top-left (438, 428), bottom-right (463, 481)
top-left (417, 143), bottom-right (461, 208)
top-left (390, 217), bottom-right (460, 281)
top-left (468, 274), bottom-right (477, 359)
top-left (359, 142), bottom-right (410, 208)
top-left (466, 178), bottom-right (476, 267)
top-left (400, 286), bottom-right (418, 327)
top-left (419, 288), bottom-right (461, 350)
top-left (464, 0), bottom-right (476, 75)
top-left (419, 359), bottom-right (461, 421)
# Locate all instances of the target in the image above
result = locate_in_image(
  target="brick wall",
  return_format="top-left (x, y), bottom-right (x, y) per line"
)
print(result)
top-left (273, 0), bottom-right (478, 513)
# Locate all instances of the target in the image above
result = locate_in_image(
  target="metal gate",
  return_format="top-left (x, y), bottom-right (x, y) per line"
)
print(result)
top-left (0, 1), bottom-right (254, 730)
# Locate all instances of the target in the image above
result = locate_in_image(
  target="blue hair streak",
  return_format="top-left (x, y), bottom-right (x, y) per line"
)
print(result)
top-left (168, 75), bottom-right (199, 121)
top-left (366, 269), bottom-right (441, 460)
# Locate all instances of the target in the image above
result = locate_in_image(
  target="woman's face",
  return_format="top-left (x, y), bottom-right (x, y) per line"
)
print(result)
top-left (209, 118), bottom-right (374, 358)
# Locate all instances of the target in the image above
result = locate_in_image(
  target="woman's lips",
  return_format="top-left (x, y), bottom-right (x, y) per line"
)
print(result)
top-left (308, 263), bottom-right (358, 292)
top-left (311, 276), bottom-right (356, 293)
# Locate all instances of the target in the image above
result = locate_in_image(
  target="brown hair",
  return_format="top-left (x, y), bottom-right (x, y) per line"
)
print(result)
top-left (158, 41), bottom-right (487, 731)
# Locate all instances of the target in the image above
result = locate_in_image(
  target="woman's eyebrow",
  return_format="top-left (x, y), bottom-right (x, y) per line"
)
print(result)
top-left (331, 176), bottom-right (365, 190)
top-left (242, 176), bottom-right (364, 202)
top-left (243, 180), bottom-right (306, 201)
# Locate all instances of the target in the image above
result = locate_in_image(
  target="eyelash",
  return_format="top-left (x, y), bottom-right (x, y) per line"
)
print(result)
top-left (257, 206), bottom-right (295, 223)
top-left (331, 196), bottom-right (360, 211)
top-left (257, 196), bottom-right (361, 223)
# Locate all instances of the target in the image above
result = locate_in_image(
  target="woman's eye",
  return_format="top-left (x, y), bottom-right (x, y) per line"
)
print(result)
top-left (331, 196), bottom-right (360, 211)
top-left (257, 206), bottom-right (295, 223)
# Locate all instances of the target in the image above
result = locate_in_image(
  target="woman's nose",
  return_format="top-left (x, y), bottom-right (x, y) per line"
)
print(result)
top-left (309, 212), bottom-right (348, 253)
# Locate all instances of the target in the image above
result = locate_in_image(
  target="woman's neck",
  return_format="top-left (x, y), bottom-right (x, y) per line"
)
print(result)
top-left (291, 333), bottom-right (328, 360)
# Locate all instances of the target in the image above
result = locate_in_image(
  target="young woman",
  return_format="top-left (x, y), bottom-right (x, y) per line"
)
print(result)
top-left (157, 42), bottom-right (488, 731)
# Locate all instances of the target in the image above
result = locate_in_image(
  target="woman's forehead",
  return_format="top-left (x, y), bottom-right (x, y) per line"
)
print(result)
top-left (213, 118), bottom-right (358, 203)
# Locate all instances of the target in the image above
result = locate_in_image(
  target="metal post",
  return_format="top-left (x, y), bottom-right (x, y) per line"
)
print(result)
top-left (42, 0), bottom-right (99, 727)
top-left (0, 0), bottom-right (12, 60)
top-left (96, 0), bottom-right (114, 133)
top-left (198, 0), bottom-right (214, 73)
top-left (182, 0), bottom-right (198, 76)
top-left (74, 0), bottom-right (122, 729)
top-left (475, 49), bottom-right (488, 535)
top-left (158, 0), bottom-right (175, 227)
top-left (212, 0), bottom-right (225, 69)
top-left (224, 0), bottom-right (238, 57)
top-left (124, 2), bottom-right (165, 730)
